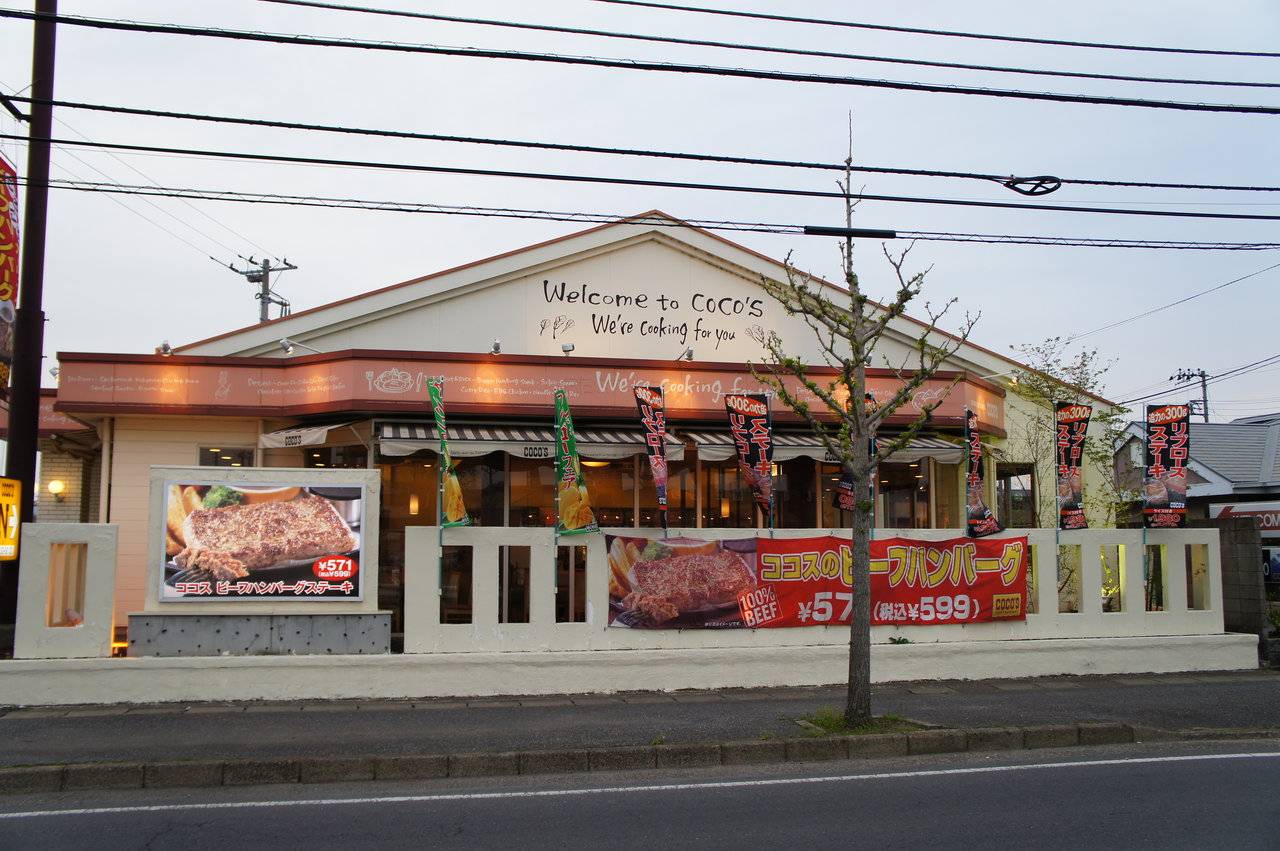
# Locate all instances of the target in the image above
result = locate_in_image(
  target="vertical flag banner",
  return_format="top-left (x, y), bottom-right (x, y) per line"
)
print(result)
top-left (1055, 402), bottom-right (1092, 530)
top-left (0, 154), bottom-right (19, 388)
top-left (555, 389), bottom-right (598, 536)
top-left (1143, 404), bottom-right (1190, 529)
top-left (724, 393), bottom-right (773, 516)
top-left (965, 408), bottom-right (1003, 537)
top-left (427, 380), bottom-right (470, 527)
top-left (633, 385), bottom-right (669, 527)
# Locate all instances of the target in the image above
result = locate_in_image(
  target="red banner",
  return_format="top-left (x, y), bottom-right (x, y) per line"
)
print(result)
top-left (1055, 402), bottom-right (1092, 530)
top-left (607, 533), bottom-right (1027, 628)
top-left (754, 535), bottom-right (1028, 627)
top-left (0, 154), bottom-right (19, 388)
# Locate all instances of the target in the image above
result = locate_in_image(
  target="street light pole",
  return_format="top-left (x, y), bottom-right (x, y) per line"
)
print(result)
top-left (0, 0), bottom-right (57, 656)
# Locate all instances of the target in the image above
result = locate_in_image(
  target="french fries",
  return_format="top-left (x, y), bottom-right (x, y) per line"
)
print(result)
top-left (608, 538), bottom-right (634, 597)
top-left (164, 485), bottom-right (205, 556)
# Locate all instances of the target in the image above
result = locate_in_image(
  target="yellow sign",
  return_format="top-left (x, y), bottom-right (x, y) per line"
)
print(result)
top-left (0, 477), bottom-right (19, 561)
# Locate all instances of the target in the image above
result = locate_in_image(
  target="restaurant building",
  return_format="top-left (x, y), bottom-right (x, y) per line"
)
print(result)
top-left (50, 212), bottom-right (1111, 640)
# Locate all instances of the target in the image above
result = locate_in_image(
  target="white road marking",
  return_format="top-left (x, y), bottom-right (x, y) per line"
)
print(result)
top-left (1, 751), bottom-right (1278, 820)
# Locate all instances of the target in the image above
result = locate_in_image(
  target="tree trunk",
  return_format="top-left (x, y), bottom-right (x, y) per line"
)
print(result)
top-left (845, 453), bottom-right (873, 726)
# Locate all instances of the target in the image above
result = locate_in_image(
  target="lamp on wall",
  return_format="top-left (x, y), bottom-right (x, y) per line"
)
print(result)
top-left (279, 338), bottom-right (322, 356)
top-left (158, 340), bottom-right (173, 357)
top-left (47, 480), bottom-right (66, 502)
top-left (676, 347), bottom-right (694, 361)
top-left (561, 343), bottom-right (575, 356)
top-left (490, 339), bottom-right (502, 355)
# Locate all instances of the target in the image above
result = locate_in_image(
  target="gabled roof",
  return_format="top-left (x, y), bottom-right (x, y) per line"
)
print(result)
top-left (1120, 420), bottom-right (1280, 485)
top-left (172, 210), bottom-right (1113, 405)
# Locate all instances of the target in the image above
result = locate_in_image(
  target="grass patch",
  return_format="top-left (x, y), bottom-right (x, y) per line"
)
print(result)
top-left (800, 707), bottom-right (924, 737)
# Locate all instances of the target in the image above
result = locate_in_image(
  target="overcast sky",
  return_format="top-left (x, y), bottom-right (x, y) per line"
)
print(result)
top-left (1, 0), bottom-right (1278, 419)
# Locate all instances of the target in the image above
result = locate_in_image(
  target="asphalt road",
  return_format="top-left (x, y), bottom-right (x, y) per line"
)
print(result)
top-left (1, 671), bottom-right (1276, 766)
top-left (0, 741), bottom-right (1276, 849)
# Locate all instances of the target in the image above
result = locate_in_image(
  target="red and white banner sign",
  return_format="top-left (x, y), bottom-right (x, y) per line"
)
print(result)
top-left (607, 533), bottom-right (1027, 629)
top-left (756, 535), bottom-right (1028, 627)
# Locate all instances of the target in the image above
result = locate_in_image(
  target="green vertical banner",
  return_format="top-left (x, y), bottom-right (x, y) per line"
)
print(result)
top-left (428, 380), bottom-right (471, 527)
top-left (554, 389), bottom-right (599, 536)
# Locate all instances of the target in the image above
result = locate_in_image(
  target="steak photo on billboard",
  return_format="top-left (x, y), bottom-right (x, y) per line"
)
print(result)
top-left (1143, 404), bottom-right (1190, 529)
top-left (161, 481), bottom-right (364, 600)
top-left (1055, 402), bottom-right (1092, 530)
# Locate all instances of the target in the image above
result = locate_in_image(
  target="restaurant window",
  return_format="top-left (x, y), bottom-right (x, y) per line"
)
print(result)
top-left (200, 447), bottom-right (254, 467)
top-left (509, 457), bottom-right (555, 527)
top-left (498, 546), bottom-right (531, 623)
top-left (441, 545), bottom-right (473, 624)
top-left (776, 458), bottom-right (817, 528)
top-left (377, 448), bottom-right (438, 638)
top-left (881, 462), bottom-right (930, 529)
top-left (305, 445), bottom-right (369, 469)
top-left (581, 458), bottom-right (636, 528)
top-left (934, 462), bottom-right (961, 529)
top-left (700, 458), bottom-right (757, 529)
top-left (639, 457), bottom-right (694, 528)
top-left (820, 462), bottom-right (856, 529)
top-left (556, 545), bottom-right (587, 623)
top-left (996, 463), bottom-right (1036, 528)
top-left (456, 451), bottom-right (506, 527)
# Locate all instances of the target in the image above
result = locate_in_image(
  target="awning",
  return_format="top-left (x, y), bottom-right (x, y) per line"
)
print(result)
top-left (679, 430), bottom-right (965, 465)
top-left (377, 422), bottom-right (686, 461)
top-left (259, 420), bottom-right (358, 449)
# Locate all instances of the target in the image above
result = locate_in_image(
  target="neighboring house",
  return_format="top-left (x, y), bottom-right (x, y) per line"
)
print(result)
top-left (1115, 414), bottom-right (1280, 520)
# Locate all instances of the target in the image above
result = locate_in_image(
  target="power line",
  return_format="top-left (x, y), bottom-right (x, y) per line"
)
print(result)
top-left (11, 133), bottom-right (1280, 222)
top-left (15, 96), bottom-right (1280, 194)
top-left (1120, 354), bottom-right (1280, 404)
top-left (258, 0), bottom-right (1280, 90)
top-left (592, 0), bottom-right (1280, 59)
top-left (1067, 262), bottom-right (1280, 342)
top-left (15, 175), bottom-right (1280, 250)
top-left (4, 8), bottom-right (1280, 115)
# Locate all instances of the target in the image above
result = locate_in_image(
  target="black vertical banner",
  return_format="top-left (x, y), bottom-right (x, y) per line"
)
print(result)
top-left (724, 393), bottom-right (773, 516)
top-left (1143, 404), bottom-right (1190, 529)
top-left (634, 385), bottom-right (669, 528)
top-left (965, 408), bottom-right (1003, 537)
top-left (1055, 402), bottom-right (1092, 530)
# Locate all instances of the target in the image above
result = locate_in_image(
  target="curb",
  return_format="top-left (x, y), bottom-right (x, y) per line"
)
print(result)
top-left (0, 722), bottom-right (1271, 796)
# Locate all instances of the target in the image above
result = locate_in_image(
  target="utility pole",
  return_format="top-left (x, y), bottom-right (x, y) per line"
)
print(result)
top-left (1, 0), bottom-right (57, 657)
top-left (228, 257), bottom-right (296, 323)
top-left (1171, 368), bottom-right (1210, 423)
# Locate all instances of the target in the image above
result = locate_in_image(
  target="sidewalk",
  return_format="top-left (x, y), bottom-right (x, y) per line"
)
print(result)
top-left (1, 669), bottom-right (1276, 768)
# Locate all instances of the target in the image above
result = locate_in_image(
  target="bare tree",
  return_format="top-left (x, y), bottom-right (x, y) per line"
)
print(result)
top-left (749, 156), bottom-right (978, 726)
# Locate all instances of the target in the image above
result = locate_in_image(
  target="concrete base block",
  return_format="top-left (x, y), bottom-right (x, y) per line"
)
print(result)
top-left (223, 759), bottom-right (300, 786)
top-left (374, 755), bottom-right (448, 781)
top-left (846, 733), bottom-right (909, 758)
top-left (449, 752), bottom-right (519, 777)
top-left (519, 750), bottom-right (589, 775)
top-left (0, 633), bottom-right (1258, 706)
top-left (654, 743), bottom-right (720, 768)
top-left (786, 737), bottom-right (845, 762)
top-left (145, 761), bottom-right (224, 789)
top-left (63, 762), bottom-right (143, 790)
top-left (1024, 725), bottom-right (1080, 749)
top-left (589, 746), bottom-right (655, 772)
top-left (908, 730), bottom-right (967, 755)
top-left (300, 757), bottom-right (375, 783)
top-left (722, 740), bottom-right (787, 765)
top-left (966, 727), bottom-right (1023, 752)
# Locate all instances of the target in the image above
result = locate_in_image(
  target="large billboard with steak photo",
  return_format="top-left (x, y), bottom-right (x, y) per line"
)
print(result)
top-left (159, 478), bottom-right (366, 601)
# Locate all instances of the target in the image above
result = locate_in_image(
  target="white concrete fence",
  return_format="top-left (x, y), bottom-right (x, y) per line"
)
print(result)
top-left (405, 526), bottom-right (1225, 654)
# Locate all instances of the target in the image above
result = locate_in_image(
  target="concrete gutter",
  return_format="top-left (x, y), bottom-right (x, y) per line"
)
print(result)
top-left (0, 722), bottom-right (1274, 795)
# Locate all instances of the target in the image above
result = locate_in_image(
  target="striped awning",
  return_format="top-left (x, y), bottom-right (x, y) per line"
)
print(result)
top-left (377, 421), bottom-right (685, 461)
top-left (259, 420), bottom-right (358, 449)
top-left (680, 430), bottom-right (964, 464)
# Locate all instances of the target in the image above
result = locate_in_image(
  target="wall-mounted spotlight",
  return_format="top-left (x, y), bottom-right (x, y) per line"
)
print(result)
top-left (491, 339), bottom-right (501, 355)
top-left (279, 338), bottom-right (322, 356)
top-left (561, 343), bottom-right (575, 356)
top-left (676, 347), bottom-right (694, 361)
top-left (158, 340), bottom-right (173, 357)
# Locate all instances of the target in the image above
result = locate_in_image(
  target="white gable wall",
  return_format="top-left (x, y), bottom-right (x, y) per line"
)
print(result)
top-left (180, 218), bottom-right (1009, 379)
